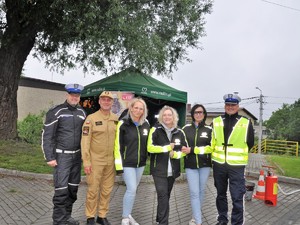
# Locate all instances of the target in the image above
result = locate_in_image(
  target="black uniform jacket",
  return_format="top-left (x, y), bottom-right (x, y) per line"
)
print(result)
top-left (182, 121), bottom-right (212, 169)
top-left (115, 116), bottom-right (150, 169)
top-left (147, 122), bottom-right (188, 179)
top-left (42, 101), bottom-right (86, 162)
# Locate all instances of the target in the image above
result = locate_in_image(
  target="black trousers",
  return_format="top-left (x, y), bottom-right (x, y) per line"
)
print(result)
top-left (213, 162), bottom-right (246, 225)
top-left (152, 176), bottom-right (175, 225)
top-left (52, 151), bottom-right (81, 225)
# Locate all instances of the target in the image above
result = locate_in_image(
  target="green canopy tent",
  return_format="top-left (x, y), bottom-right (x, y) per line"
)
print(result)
top-left (81, 67), bottom-right (187, 127)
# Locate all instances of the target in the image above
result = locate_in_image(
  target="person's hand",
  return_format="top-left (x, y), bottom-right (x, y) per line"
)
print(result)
top-left (169, 150), bottom-right (174, 158)
top-left (181, 146), bottom-right (191, 154)
top-left (84, 166), bottom-right (92, 175)
top-left (170, 143), bottom-right (175, 150)
top-left (47, 160), bottom-right (57, 167)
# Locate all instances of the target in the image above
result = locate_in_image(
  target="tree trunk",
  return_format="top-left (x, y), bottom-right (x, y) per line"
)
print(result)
top-left (0, 2), bottom-right (37, 140)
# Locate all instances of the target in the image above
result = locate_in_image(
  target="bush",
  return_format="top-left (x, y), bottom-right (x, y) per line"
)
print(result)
top-left (17, 111), bottom-right (46, 144)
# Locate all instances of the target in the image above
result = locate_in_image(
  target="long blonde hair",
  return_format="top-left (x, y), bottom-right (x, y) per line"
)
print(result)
top-left (128, 97), bottom-right (148, 124)
top-left (158, 105), bottom-right (179, 128)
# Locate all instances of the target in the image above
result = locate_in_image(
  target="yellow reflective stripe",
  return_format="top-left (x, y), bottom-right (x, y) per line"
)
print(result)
top-left (194, 146), bottom-right (205, 154)
top-left (215, 146), bottom-right (224, 151)
top-left (212, 152), bottom-right (225, 159)
top-left (114, 121), bottom-right (123, 171)
top-left (147, 128), bottom-right (171, 153)
top-left (194, 145), bottom-right (212, 154)
top-left (115, 159), bottom-right (122, 164)
top-left (227, 147), bottom-right (248, 153)
top-left (173, 151), bottom-right (185, 159)
top-left (114, 159), bottom-right (123, 170)
top-left (227, 155), bottom-right (247, 161)
top-left (163, 145), bottom-right (170, 152)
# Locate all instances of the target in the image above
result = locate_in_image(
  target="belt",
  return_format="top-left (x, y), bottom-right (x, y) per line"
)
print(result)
top-left (56, 149), bottom-right (80, 154)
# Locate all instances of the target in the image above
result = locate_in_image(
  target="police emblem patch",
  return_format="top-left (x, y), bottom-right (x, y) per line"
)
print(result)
top-left (200, 132), bottom-right (208, 138)
top-left (174, 138), bottom-right (181, 145)
top-left (143, 129), bottom-right (148, 136)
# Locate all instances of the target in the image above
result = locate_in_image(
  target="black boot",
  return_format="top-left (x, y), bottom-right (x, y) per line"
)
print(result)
top-left (96, 217), bottom-right (111, 225)
top-left (215, 222), bottom-right (228, 225)
top-left (86, 217), bottom-right (96, 225)
top-left (66, 217), bottom-right (79, 225)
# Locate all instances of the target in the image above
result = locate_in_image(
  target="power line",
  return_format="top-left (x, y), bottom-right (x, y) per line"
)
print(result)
top-left (261, 0), bottom-right (300, 12)
top-left (265, 95), bottom-right (298, 100)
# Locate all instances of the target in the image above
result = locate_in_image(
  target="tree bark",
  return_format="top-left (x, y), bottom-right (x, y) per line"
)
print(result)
top-left (0, 1), bottom-right (37, 140)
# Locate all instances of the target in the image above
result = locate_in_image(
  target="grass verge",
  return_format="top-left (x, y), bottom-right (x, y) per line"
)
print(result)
top-left (2, 140), bottom-right (298, 179)
top-left (266, 155), bottom-right (300, 179)
top-left (0, 140), bottom-right (52, 174)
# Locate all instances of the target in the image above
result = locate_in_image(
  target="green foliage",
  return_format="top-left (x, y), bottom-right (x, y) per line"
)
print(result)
top-left (17, 111), bottom-right (45, 144)
top-left (265, 99), bottom-right (300, 142)
top-left (29, 0), bottom-right (212, 75)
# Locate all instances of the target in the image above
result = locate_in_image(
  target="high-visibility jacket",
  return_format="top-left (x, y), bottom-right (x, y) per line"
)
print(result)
top-left (182, 122), bottom-right (212, 169)
top-left (212, 116), bottom-right (250, 165)
top-left (114, 116), bottom-right (150, 172)
top-left (147, 122), bottom-right (187, 178)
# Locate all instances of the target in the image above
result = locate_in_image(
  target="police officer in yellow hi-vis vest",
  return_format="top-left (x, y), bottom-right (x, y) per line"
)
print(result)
top-left (81, 91), bottom-right (118, 225)
top-left (211, 93), bottom-right (254, 225)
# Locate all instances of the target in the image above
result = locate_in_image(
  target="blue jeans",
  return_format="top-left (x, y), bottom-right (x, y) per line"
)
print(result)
top-left (186, 167), bottom-right (211, 224)
top-left (122, 167), bottom-right (145, 217)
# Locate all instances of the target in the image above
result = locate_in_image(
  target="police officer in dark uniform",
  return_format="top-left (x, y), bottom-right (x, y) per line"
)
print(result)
top-left (211, 93), bottom-right (254, 225)
top-left (42, 84), bottom-right (86, 225)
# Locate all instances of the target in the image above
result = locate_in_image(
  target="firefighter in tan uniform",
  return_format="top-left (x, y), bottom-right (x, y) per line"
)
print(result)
top-left (81, 91), bottom-right (118, 225)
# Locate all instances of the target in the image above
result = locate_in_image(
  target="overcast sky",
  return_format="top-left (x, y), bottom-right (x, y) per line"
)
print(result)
top-left (24, 0), bottom-right (300, 120)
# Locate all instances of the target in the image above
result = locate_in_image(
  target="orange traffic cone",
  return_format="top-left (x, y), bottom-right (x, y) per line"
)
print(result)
top-left (253, 170), bottom-right (265, 200)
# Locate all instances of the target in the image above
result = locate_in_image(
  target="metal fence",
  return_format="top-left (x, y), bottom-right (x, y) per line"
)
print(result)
top-left (250, 139), bottom-right (299, 157)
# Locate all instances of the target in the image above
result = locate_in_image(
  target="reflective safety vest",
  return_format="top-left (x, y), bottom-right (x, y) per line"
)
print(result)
top-left (212, 116), bottom-right (249, 165)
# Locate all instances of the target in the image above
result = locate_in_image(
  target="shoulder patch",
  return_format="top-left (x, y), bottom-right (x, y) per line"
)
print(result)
top-left (82, 126), bottom-right (89, 136)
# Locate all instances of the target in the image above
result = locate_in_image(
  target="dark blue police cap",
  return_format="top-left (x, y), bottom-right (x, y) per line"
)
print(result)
top-left (65, 83), bottom-right (84, 94)
top-left (223, 93), bottom-right (241, 104)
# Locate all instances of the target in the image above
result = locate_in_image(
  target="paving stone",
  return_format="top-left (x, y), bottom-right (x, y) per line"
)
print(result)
top-left (1, 154), bottom-right (300, 225)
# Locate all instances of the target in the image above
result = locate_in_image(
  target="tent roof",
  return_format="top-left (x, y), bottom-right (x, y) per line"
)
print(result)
top-left (81, 67), bottom-right (187, 103)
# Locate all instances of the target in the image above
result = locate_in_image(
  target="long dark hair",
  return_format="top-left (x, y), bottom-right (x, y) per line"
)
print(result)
top-left (190, 104), bottom-right (207, 123)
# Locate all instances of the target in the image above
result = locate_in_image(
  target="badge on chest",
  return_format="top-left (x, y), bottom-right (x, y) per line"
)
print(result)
top-left (95, 121), bottom-right (103, 126)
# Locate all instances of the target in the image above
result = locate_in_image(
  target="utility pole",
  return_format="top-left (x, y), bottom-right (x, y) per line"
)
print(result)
top-left (256, 87), bottom-right (263, 154)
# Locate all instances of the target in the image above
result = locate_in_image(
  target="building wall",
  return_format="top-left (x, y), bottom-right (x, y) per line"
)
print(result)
top-left (17, 77), bottom-right (66, 120)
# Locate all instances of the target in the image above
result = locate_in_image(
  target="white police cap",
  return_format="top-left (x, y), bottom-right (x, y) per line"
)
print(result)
top-left (65, 83), bottom-right (84, 94)
top-left (223, 93), bottom-right (241, 104)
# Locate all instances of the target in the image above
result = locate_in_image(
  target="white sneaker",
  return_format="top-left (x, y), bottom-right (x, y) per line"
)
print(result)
top-left (121, 218), bottom-right (130, 225)
top-left (128, 215), bottom-right (139, 225)
top-left (189, 218), bottom-right (197, 225)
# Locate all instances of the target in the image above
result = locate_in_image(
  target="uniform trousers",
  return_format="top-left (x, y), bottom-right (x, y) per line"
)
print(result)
top-left (85, 163), bottom-right (115, 218)
top-left (213, 162), bottom-right (246, 225)
top-left (53, 151), bottom-right (81, 225)
top-left (152, 176), bottom-right (175, 225)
